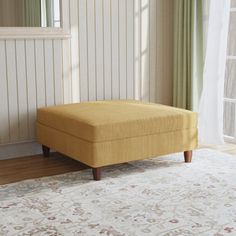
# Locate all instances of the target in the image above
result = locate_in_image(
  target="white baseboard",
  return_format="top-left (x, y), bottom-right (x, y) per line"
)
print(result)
top-left (0, 141), bottom-right (42, 160)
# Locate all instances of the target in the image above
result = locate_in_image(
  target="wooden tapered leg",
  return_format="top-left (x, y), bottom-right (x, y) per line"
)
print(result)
top-left (92, 168), bottom-right (101, 181)
top-left (184, 150), bottom-right (192, 163)
top-left (42, 145), bottom-right (50, 157)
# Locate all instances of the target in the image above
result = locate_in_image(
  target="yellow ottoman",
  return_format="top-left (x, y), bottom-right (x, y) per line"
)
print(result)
top-left (36, 100), bottom-right (198, 180)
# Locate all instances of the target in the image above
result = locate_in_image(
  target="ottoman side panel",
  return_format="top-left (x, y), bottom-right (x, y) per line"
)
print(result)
top-left (91, 128), bottom-right (198, 167)
top-left (36, 123), bottom-right (95, 167)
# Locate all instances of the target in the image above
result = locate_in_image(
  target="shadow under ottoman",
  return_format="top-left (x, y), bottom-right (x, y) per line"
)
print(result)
top-left (36, 100), bottom-right (198, 180)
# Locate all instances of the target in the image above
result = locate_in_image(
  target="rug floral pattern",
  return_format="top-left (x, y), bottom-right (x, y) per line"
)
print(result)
top-left (0, 149), bottom-right (236, 236)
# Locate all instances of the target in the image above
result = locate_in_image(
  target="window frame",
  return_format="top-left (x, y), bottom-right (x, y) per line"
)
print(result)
top-left (224, 5), bottom-right (236, 143)
top-left (0, 0), bottom-right (70, 39)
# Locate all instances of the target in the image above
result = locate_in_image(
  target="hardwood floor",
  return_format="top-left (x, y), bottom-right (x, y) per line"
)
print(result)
top-left (0, 143), bottom-right (236, 185)
top-left (0, 152), bottom-right (88, 185)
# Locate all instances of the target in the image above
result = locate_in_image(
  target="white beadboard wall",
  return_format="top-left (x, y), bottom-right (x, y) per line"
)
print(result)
top-left (0, 0), bottom-right (173, 159)
top-left (0, 39), bottom-right (63, 144)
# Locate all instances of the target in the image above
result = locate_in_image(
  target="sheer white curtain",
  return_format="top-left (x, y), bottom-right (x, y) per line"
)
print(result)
top-left (198, 0), bottom-right (231, 145)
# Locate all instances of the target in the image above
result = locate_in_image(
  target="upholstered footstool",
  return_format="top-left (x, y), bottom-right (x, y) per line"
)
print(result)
top-left (36, 100), bottom-right (198, 180)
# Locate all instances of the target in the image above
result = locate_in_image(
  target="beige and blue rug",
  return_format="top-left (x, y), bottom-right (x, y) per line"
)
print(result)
top-left (0, 149), bottom-right (236, 236)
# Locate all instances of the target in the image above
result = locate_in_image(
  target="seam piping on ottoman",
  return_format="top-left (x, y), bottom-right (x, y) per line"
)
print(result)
top-left (37, 122), bottom-right (197, 144)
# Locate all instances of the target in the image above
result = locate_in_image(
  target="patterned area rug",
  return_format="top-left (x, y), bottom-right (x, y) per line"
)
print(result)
top-left (0, 149), bottom-right (236, 236)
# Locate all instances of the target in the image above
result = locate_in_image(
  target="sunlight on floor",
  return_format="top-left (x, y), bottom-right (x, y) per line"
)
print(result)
top-left (199, 142), bottom-right (236, 155)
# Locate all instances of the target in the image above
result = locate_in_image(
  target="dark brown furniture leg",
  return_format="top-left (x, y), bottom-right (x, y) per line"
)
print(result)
top-left (184, 150), bottom-right (192, 163)
top-left (42, 145), bottom-right (50, 157)
top-left (92, 168), bottom-right (101, 181)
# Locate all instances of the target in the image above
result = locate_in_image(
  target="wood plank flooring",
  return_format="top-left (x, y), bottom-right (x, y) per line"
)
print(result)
top-left (0, 152), bottom-right (88, 185)
top-left (0, 143), bottom-right (236, 185)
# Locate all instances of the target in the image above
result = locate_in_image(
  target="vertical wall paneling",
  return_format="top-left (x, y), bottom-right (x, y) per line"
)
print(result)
top-left (95, 0), bottom-right (105, 100)
top-left (78, 0), bottom-right (89, 101)
top-left (35, 40), bottom-right (46, 108)
top-left (62, 39), bottom-right (72, 104)
top-left (6, 40), bottom-right (19, 142)
top-left (111, 0), bottom-right (120, 99)
top-left (119, 0), bottom-right (127, 99)
top-left (155, 0), bottom-right (174, 105)
top-left (53, 40), bottom-right (63, 105)
top-left (44, 40), bottom-right (55, 106)
top-left (15, 40), bottom-right (28, 140)
top-left (0, 40), bottom-right (10, 143)
top-left (87, 0), bottom-right (97, 101)
top-left (0, 1), bottom-right (174, 156)
top-left (163, 0), bottom-right (173, 105)
top-left (141, 0), bottom-right (150, 101)
top-left (25, 40), bottom-right (37, 139)
top-left (156, 0), bottom-right (164, 103)
top-left (149, 0), bottom-right (157, 102)
top-left (1, 38), bottom-right (64, 146)
top-left (103, 0), bottom-right (112, 99)
top-left (69, 0), bottom-right (170, 104)
top-left (134, 0), bottom-right (141, 100)
top-left (70, 0), bottom-right (80, 103)
top-left (126, 0), bottom-right (135, 99)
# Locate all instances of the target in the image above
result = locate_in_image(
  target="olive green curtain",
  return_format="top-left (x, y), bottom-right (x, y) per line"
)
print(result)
top-left (46, 0), bottom-right (54, 27)
top-left (24, 0), bottom-right (41, 27)
top-left (173, 0), bottom-right (204, 111)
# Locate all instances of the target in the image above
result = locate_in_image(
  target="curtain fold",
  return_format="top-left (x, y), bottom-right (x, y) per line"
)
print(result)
top-left (173, 0), bottom-right (204, 111)
top-left (46, 0), bottom-right (54, 27)
top-left (198, 0), bottom-right (230, 145)
top-left (41, 0), bottom-right (54, 27)
top-left (24, 0), bottom-right (41, 27)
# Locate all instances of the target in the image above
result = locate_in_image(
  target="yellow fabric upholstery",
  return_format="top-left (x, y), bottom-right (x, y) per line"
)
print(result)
top-left (37, 100), bottom-right (197, 142)
top-left (36, 100), bottom-right (198, 168)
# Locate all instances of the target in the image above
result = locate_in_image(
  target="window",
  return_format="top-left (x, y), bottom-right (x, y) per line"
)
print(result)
top-left (0, 0), bottom-right (69, 39)
top-left (224, 0), bottom-right (236, 142)
top-left (41, 0), bottom-right (61, 28)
